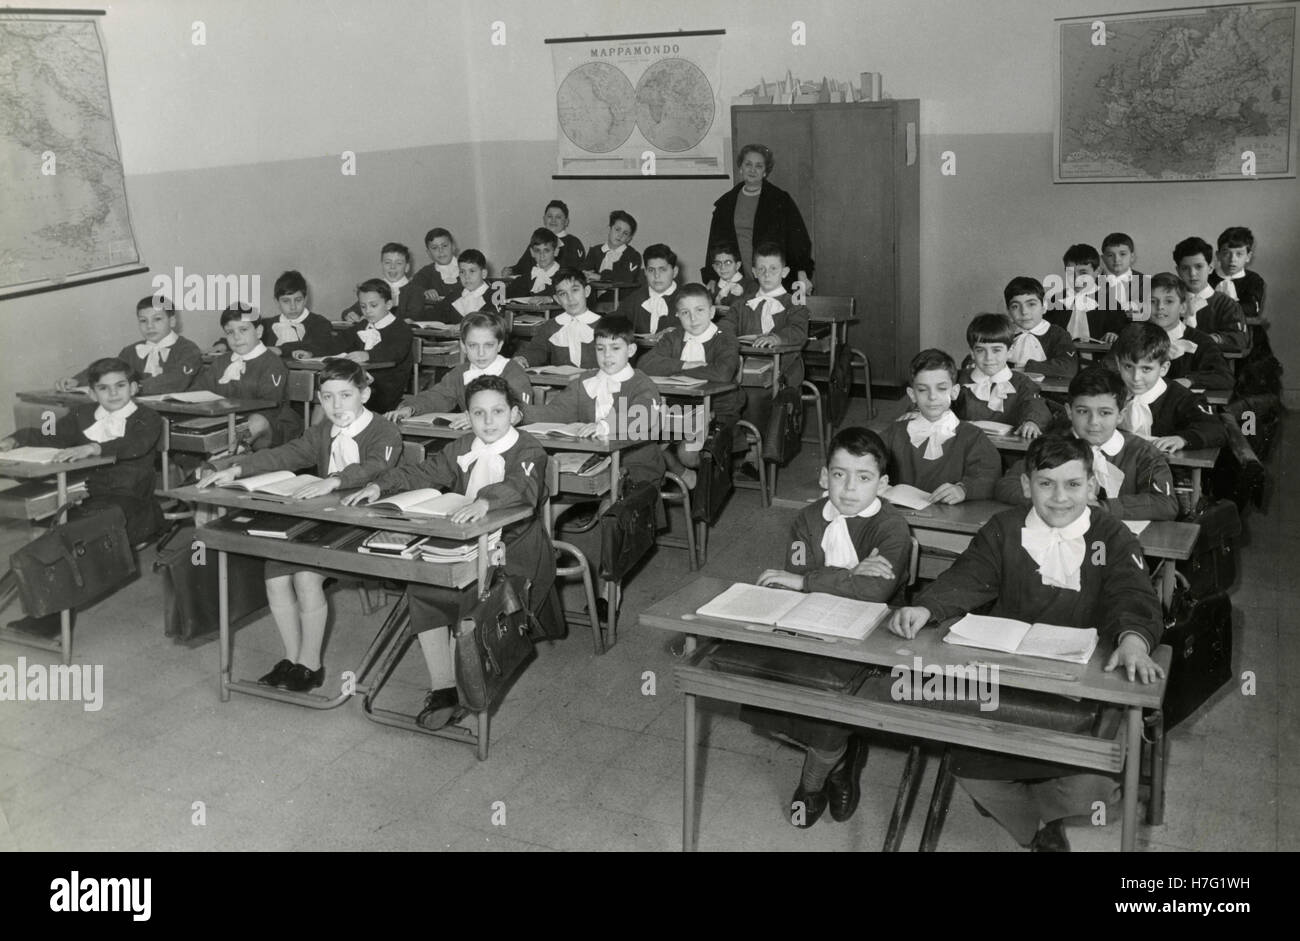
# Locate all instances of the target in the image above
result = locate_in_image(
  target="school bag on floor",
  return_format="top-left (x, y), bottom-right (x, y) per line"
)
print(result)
top-left (691, 420), bottom-right (735, 525)
top-left (598, 480), bottom-right (659, 581)
top-left (762, 385), bottom-right (804, 466)
top-left (153, 524), bottom-right (268, 640)
top-left (1160, 572), bottom-right (1233, 730)
top-left (454, 569), bottom-right (535, 712)
top-left (11, 505), bottom-right (136, 617)
top-left (1175, 500), bottom-right (1241, 599)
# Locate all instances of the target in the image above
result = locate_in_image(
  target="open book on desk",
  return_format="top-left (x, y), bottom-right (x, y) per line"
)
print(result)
top-left (138, 390), bottom-right (226, 404)
top-left (366, 488), bottom-right (474, 518)
top-left (650, 375), bottom-right (707, 388)
top-left (971, 420), bottom-right (1014, 436)
top-left (215, 470), bottom-right (324, 497)
top-left (879, 483), bottom-right (932, 510)
top-left (526, 364), bottom-right (583, 376)
top-left (0, 447), bottom-right (65, 464)
top-left (943, 614), bottom-right (1098, 664)
top-left (695, 583), bottom-right (888, 642)
top-left (520, 422), bottom-right (589, 439)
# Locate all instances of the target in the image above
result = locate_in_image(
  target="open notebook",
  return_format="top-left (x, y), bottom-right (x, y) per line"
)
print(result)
top-left (650, 375), bottom-right (707, 388)
top-left (216, 471), bottom-right (323, 497)
top-left (0, 447), bottom-right (65, 464)
top-left (695, 583), bottom-right (888, 642)
top-left (942, 614), bottom-right (1098, 664)
top-left (366, 488), bottom-right (474, 518)
top-left (521, 422), bottom-right (589, 439)
top-left (526, 364), bottom-right (583, 376)
top-left (138, 390), bottom-right (225, 403)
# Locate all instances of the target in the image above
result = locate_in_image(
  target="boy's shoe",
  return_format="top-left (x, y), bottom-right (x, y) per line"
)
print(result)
top-left (790, 783), bottom-right (828, 829)
top-left (281, 663), bottom-right (325, 693)
top-left (258, 659), bottom-right (295, 687)
top-left (417, 687), bottom-right (460, 730)
top-left (1029, 819), bottom-right (1070, 852)
top-left (826, 735), bottom-right (870, 822)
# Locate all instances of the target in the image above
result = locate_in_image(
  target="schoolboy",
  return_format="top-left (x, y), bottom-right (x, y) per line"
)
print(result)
top-left (890, 434), bottom-right (1165, 851)
top-left (705, 241), bottom-right (752, 311)
top-left (1209, 226), bottom-right (1266, 322)
top-left (505, 228), bottom-right (562, 300)
top-left (720, 241), bottom-right (810, 389)
top-left (260, 270), bottom-right (336, 359)
top-left (1099, 232), bottom-right (1146, 317)
top-left (745, 427), bottom-right (912, 827)
top-left (581, 210), bottom-right (643, 285)
top-left (345, 376), bottom-right (557, 730)
top-left (954, 313), bottom-right (1052, 438)
top-left (1110, 323), bottom-right (1226, 452)
top-left (507, 199), bottom-right (585, 274)
top-left (388, 311), bottom-right (532, 425)
top-left (513, 268), bottom-right (600, 370)
top-left (1, 357), bottom-right (165, 546)
top-left (879, 349), bottom-right (1000, 504)
top-left (522, 315), bottom-right (666, 487)
top-left (1047, 244), bottom-right (1126, 342)
top-left (57, 295), bottom-right (203, 396)
top-left (614, 243), bottom-right (681, 335)
top-left (409, 227), bottom-right (462, 309)
top-left (333, 279), bottom-right (416, 414)
top-left (637, 284), bottom-right (743, 487)
top-left (195, 304), bottom-right (301, 449)
top-left (423, 249), bottom-right (498, 324)
top-left (1146, 272), bottom-right (1234, 391)
top-left (1004, 277), bottom-right (1078, 379)
top-left (1172, 237), bottom-right (1248, 353)
top-left (342, 243), bottom-right (421, 322)
top-left (994, 367), bottom-right (1178, 521)
top-left (196, 359), bottom-right (403, 692)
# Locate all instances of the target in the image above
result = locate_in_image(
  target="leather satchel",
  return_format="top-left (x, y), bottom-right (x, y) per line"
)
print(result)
top-left (707, 640), bottom-right (875, 693)
top-left (153, 524), bottom-right (268, 640)
top-left (454, 569), bottom-right (536, 712)
top-left (598, 480), bottom-right (659, 581)
top-left (762, 385), bottom-right (804, 465)
top-left (1161, 572), bottom-right (1232, 730)
top-left (11, 505), bottom-right (136, 617)
top-left (691, 420), bottom-right (734, 525)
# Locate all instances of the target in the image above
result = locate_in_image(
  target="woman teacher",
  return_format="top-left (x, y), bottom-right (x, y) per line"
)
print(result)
top-left (703, 143), bottom-right (814, 295)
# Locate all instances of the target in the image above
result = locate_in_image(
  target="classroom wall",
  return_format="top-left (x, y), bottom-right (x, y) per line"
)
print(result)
top-left (3, 0), bottom-right (1297, 414)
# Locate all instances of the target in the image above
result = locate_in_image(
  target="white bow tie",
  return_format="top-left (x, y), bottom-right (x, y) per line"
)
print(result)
top-left (1214, 267), bottom-right (1243, 301)
top-left (453, 284), bottom-right (488, 316)
top-left (582, 366), bottom-right (634, 426)
top-left (436, 262), bottom-right (459, 284)
top-left (456, 426), bottom-right (519, 499)
top-left (598, 244), bottom-right (626, 272)
top-left (529, 264), bottom-right (558, 295)
top-left (966, 367), bottom-right (1015, 413)
top-left (747, 290), bottom-right (785, 335)
top-left (681, 324), bottom-right (718, 368)
top-left (1008, 328), bottom-right (1046, 367)
top-left (1187, 286), bottom-right (1213, 327)
top-left (463, 355), bottom-right (508, 384)
top-left (549, 312), bottom-right (597, 366)
top-left (820, 497), bottom-right (881, 568)
top-left (1166, 322), bottom-right (1198, 359)
top-left (1021, 507), bottom-right (1090, 591)
top-left (906, 411), bottom-right (958, 460)
top-left (83, 401), bottom-right (138, 444)
top-left (217, 344), bottom-right (266, 385)
top-left (1119, 379), bottom-right (1166, 439)
top-left (135, 332), bottom-right (178, 376)
top-left (328, 409), bottom-right (373, 474)
top-left (1088, 431), bottom-right (1126, 497)
top-left (1065, 291), bottom-right (1098, 340)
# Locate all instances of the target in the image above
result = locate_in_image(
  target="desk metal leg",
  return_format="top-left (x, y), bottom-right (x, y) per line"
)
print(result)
top-left (1159, 560), bottom-right (1175, 611)
top-left (683, 634), bottom-right (698, 852)
top-left (218, 550), bottom-right (231, 702)
top-left (603, 451), bottom-right (623, 646)
top-left (54, 470), bottom-right (73, 664)
top-left (1122, 706), bottom-right (1141, 851)
top-left (226, 414), bottom-right (238, 453)
top-left (1190, 468), bottom-right (1202, 508)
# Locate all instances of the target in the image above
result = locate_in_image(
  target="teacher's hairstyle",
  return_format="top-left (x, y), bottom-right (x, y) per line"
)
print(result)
top-left (736, 143), bottom-right (774, 175)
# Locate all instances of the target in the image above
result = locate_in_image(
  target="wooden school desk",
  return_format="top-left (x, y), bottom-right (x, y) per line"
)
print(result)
top-left (168, 484), bottom-right (532, 759)
top-left (738, 339), bottom-right (805, 398)
top-left (891, 499), bottom-right (1199, 609)
top-left (285, 359), bottom-right (394, 425)
top-left (0, 453), bottom-right (115, 664)
top-left (397, 420), bottom-right (642, 646)
top-left (1032, 375), bottom-right (1231, 408)
top-left (587, 279), bottom-right (638, 308)
top-left (641, 576), bottom-right (1170, 852)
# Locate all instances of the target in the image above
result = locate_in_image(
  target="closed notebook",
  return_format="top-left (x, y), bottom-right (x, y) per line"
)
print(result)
top-left (943, 614), bottom-right (1099, 664)
top-left (971, 420), bottom-right (1014, 436)
top-left (357, 530), bottom-right (429, 558)
top-left (295, 522), bottom-right (368, 551)
top-left (879, 483), bottom-right (931, 510)
top-left (696, 583), bottom-right (887, 641)
top-left (366, 488), bottom-right (474, 518)
top-left (222, 511), bottom-right (316, 540)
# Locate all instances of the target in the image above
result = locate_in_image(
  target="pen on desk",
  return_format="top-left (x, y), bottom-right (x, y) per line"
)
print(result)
top-left (967, 660), bottom-right (1078, 681)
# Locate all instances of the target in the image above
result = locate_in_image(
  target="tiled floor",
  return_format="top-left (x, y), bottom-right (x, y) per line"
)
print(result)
top-left (0, 397), bottom-right (1293, 851)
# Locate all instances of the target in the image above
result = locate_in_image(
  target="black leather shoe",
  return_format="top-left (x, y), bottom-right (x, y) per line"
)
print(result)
top-left (1030, 819), bottom-right (1071, 852)
top-left (790, 783), bottom-right (828, 829)
top-left (258, 659), bottom-right (295, 687)
top-left (281, 663), bottom-right (325, 693)
top-left (417, 687), bottom-right (459, 730)
top-left (826, 736), bottom-right (870, 822)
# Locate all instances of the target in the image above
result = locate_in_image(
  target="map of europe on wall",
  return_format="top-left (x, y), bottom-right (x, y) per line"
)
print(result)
top-left (1056, 4), bottom-right (1297, 182)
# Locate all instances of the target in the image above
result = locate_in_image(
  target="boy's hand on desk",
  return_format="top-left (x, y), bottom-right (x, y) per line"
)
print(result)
top-left (292, 477), bottom-right (342, 500)
top-left (757, 569), bottom-right (805, 590)
top-left (0, 437), bottom-right (15, 452)
top-left (1174, 378), bottom-right (1192, 388)
top-left (1101, 332), bottom-right (1118, 344)
top-left (1105, 635), bottom-right (1166, 684)
top-left (448, 414), bottom-right (472, 431)
top-left (512, 356), bottom-right (530, 369)
top-left (1152, 435), bottom-right (1187, 454)
top-left (342, 311), bottom-right (362, 324)
top-left (852, 549), bottom-right (894, 579)
top-left (929, 482), bottom-right (966, 505)
top-left (582, 270), bottom-right (600, 281)
top-left (344, 351), bottom-right (368, 364)
top-left (386, 406), bottom-right (414, 421)
top-left (53, 444), bottom-right (100, 462)
top-left (889, 606), bottom-right (931, 639)
top-left (291, 349), bottom-right (312, 361)
top-left (449, 499), bottom-right (489, 524)
top-left (1017, 421), bottom-right (1042, 440)
top-left (196, 466), bottom-right (241, 489)
top-left (423, 289), bottom-right (442, 302)
top-left (343, 483), bottom-right (380, 506)
top-left (750, 334), bottom-right (779, 349)
top-left (54, 377), bottom-right (79, 392)
top-left (576, 423), bottom-right (604, 438)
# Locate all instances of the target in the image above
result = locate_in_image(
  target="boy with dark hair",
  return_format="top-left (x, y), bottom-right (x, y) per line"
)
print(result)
top-left (1146, 273), bottom-right (1233, 391)
top-left (955, 313), bottom-right (1051, 438)
top-left (1173, 237), bottom-right (1248, 353)
top-left (1209, 226), bottom-right (1266, 323)
top-left (1004, 277), bottom-right (1077, 378)
top-left (1110, 323), bottom-right (1225, 452)
top-left (1048, 244), bottom-right (1126, 342)
top-left (505, 228), bottom-right (562, 299)
top-left (615, 243), bottom-right (680, 335)
top-left (261, 270), bottom-right (335, 359)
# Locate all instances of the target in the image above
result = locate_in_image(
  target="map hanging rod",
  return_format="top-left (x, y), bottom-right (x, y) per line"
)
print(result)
top-left (1054, 0), bottom-right (1295, 20)
top-left (545, 28), bottom-right (724, 44)
top-left (0, 8), bottom-right (106, 15)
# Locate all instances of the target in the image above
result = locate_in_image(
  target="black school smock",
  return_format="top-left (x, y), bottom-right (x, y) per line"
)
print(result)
top-left (512, 234), bottom-right (584, 275)
top-left (194, 346), bottom-right (302, 446)
top-left (994, 430), bottom-right (1178, 521)
top-left (636, 325), bottom-right (744, 423)
top-left (401, 358), bottom-right (534, 415)
top-left (954, 366), bottom-right (1052, 431)
top-left (335, 315), bottom-right (416, 414)
top-left (371, 429), bottom-right (559, 635)
top-left (1208, 269), bottom-right (1266, 321)
top-left (221, 410), bottom-right (403, 486)
top-left (17, 402), bottom-right (164, 544)
top-left (788, 497), bottom-right (912, 603)
top-left (915, 507), bottom-right (1163, 778)
top-left (74, 335), bottom-right (204, 396)
top-left (1142, 380), bottom-right (1226, 450)
top-left (719, 288), bottom-right (810, 389)
top-left (259, 311), bottom-right (338, 359)
top-left (615, 284), bottom-right (681, 336)
top-left (516, 313), bottom-right (600, 369)
top-left (1188, 290), bottom-right (1248, 354)
top-left (1163, 324), bottom-right (1234, 391)
top-left (879, 416), bottom-right (1001, 500)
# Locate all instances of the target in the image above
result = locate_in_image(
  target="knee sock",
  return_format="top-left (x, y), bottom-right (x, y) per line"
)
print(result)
top-left (800, 744), bottom-right (847, 791)
top-left (267, 600), bottom-right (302, 663)
top-left (417, 626), bottom-right (456, 690)
top-left (297, 603), bottom-right (328, 670)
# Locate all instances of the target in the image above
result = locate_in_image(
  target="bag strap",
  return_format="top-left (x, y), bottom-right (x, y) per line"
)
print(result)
top-left (53, 525), bottom-right (86, 589)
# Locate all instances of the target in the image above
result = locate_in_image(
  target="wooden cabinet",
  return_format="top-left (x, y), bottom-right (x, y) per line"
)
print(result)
top-left (731, 101), bottom-right (920, 386)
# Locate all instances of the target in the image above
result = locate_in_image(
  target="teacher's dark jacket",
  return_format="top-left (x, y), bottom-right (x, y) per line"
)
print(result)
top-left (703, 181), bottom-right (814, 293)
